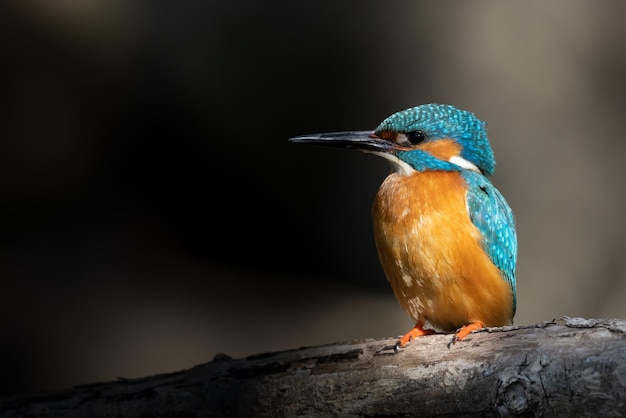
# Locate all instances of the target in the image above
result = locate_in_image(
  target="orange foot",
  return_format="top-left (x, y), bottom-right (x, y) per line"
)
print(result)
top-left (448, 321), bottom-right (484, 348)
top-left (394, 324), bottom-right (435, 352)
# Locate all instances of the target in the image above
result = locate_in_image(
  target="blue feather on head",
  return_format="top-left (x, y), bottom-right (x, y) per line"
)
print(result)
top-left (375, 104), bottom-right (496, 176)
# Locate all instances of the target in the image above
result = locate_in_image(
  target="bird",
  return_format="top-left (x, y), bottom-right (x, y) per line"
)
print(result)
top-left (289, 103), bottom-right (517, 351)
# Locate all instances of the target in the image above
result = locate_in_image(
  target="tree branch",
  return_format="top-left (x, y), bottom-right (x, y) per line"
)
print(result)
top-left (2, 317), bottom-right (626, 417)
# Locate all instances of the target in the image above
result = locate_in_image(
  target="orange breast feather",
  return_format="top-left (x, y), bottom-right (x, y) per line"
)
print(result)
top-left (372, 171), bottom-right (514, 332)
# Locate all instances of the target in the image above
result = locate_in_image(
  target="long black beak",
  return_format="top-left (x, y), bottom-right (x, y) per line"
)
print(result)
top-left (289, 131), bottom-right (397, 153)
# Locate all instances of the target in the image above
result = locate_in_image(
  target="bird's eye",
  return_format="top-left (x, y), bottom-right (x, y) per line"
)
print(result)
top-left (405, 130), bottom-right (427, 145)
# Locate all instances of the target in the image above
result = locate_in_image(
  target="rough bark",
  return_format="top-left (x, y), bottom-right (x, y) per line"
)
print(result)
top-left (2, 317), bottom-right (626, 417)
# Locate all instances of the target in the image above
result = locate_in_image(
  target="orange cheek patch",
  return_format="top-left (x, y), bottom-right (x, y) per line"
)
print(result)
top-left (418, 139), bottom-right (461, 160)
top-left (377, 130), bottom-right (397, 141)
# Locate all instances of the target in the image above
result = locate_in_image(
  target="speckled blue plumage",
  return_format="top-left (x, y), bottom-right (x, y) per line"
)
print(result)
top-left (462, 170), bottom-right (517, 314)
top-left (375, 104), bottom-right (496, 176)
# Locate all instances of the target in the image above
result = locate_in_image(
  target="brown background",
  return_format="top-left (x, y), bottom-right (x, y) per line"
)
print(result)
top-left (2, 1), bottom-right (625, 396)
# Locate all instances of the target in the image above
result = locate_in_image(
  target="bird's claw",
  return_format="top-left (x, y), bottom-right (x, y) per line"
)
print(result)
top-left (394, 324), bottom-right (435, 353)
top-left (448, 321), bottom-right (484, 348)
top-left (394, 335), bottom-right (412, 353)
top-left (447, 334), bottom-right (459, 349)
top-left (393, 332), bottom-right (418, 352)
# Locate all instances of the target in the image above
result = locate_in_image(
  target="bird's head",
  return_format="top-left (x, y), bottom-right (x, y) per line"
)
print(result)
top-left (290, 104), bottom-right (496, 177)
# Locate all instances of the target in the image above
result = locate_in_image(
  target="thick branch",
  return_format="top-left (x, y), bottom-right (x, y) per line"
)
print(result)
top-left (2, 317), bottom-right (626, 417)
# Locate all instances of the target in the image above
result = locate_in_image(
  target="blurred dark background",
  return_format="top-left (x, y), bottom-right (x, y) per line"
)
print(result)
top-left (2, 1), bottom-right (626, 396)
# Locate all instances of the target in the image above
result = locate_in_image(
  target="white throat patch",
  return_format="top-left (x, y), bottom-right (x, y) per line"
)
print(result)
top-left (370, 151), bottom-right (416, 176)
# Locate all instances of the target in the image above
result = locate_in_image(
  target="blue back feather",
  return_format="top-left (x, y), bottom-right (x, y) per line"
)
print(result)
top-left (462, 171), bottom-right (517, 314)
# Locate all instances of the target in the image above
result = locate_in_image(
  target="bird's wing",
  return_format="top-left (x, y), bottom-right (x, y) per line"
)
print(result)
top-left (461, 171), bottom-right (517, 313)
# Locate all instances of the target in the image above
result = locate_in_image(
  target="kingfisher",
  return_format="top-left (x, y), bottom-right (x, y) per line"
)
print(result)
top-left (290, 103), bottom-right (517, 350)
